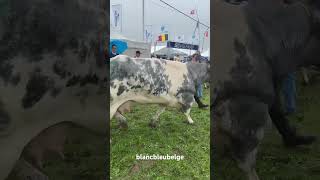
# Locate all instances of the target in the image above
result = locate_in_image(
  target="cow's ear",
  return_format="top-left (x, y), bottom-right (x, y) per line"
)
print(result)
top-left (233, 38), bottom-right (246, 56)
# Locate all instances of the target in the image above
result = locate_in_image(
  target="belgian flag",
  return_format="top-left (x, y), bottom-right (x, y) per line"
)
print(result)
top-left (158, 34), bottom-right (168, 42)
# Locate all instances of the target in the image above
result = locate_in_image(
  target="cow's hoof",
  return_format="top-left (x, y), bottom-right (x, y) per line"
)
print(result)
top-left (118, 122), bottom-right (128, 129)
top-left (198, 104), bottom-right (209, 109)
top-left (149, 122), bottom-right (158, 128)
top-left (183, 121), bottom-right (194, 125)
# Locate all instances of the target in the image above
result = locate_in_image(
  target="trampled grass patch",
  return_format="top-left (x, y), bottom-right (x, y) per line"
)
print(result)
top-left (111, 89), bottom-right (210, 179)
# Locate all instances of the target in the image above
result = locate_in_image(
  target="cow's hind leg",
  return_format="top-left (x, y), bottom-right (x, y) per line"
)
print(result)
top-left (230, 127), bottom-right (264, 180)
top-left (149, 106), bottom-right (166, 128)
top-left (10, 158), bottom-right (49, 180)
top-left (114, 111), bottom-right (128, 129)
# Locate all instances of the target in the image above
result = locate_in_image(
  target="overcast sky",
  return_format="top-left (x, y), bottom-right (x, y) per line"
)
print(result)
top-left (110, 0), bottom-right (210, 51)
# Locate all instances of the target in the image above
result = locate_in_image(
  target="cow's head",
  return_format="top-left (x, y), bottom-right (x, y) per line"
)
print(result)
top-left (186, 61), bottom-right (210, 84)
top-left (212, 95), bottom-right (269, 149)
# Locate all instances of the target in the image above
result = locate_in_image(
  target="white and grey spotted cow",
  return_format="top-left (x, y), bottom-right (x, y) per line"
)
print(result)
top-left (0, 0), bottom-right (107, 179)
top-left (110, 55), bottom-right (209, 126)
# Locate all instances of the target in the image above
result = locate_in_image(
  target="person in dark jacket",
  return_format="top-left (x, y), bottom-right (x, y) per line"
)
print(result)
top-left (192, 51), bottom-right (209, 109)
top-left (109, 44), bottom-right (119, 58)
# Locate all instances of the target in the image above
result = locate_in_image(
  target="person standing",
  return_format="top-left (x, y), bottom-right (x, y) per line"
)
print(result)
top-left (109, 44), bottom-right (119, 58)
top-left (134, 51), bottom-right (141, 58)
top-left (282, 72), bottom-right (297, 115)
top-left (192, 51), bottom-right (208, 109)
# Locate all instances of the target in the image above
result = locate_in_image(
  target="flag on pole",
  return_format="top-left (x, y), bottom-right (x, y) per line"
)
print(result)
top-left (175, 35), bottom-right (185, 42)
top-left (204, 31), bottom-right (209, 37)
top-left (158, 34), bottom-right (169, 42)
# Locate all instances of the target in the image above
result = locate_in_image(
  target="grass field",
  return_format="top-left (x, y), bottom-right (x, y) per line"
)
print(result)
top-left (6, 126), bottom-right (106, 180)
top-left (42, 128), bottom-right (106, 180)
top-left (110, 89), bottom-right (210, 179)
top-left (214, 76), bottom-right (320, 180)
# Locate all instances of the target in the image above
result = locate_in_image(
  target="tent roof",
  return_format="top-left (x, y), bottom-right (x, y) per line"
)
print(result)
top-left (152, 47), bottom-right (188, 56)
top-left (151, 46), bottom-right (166, 53)
top-left (151, 46), bottom-right (198, 56)
top-left (201, 49), bottom-right (210, 57)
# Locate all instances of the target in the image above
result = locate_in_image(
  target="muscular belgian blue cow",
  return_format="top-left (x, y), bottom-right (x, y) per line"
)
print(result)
top-left (212, 0), bottom-right (320, 179)
top-left (0, 0), bottom-right (107, 179)
top-left (110, 55), bottom-right (209, 126)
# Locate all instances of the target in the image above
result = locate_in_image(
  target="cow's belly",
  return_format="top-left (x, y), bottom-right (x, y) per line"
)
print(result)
top-left (134, 95), bottom-right (179, 107)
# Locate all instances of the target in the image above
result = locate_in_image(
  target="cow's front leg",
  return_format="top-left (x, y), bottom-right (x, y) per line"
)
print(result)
top-left (179, 93), bottom-right (195, 124)
top-left (184, 108), bottom-right (194, 124)
top-left (149, 106), bottom-right (166, 128)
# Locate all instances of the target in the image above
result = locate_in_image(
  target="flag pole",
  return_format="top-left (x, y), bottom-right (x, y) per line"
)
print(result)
top-left (142, 0), bottom-right (145, 41)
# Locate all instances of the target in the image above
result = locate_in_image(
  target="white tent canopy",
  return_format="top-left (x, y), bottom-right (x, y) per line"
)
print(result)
top-left (110, 32), bottom-right (151, 58)
top-left (152, 47), bottom-right (188, 58)
top-left (151, 46), bottom-right (197, 57)
top-left (151, 45), bottom-right (166, 54)
top-left (201, 49), bottom-right (210, 57)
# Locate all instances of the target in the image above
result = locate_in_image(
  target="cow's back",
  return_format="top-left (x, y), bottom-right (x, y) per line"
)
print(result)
top-left (111, 56), bottom-right (190, 99)
top-left (0, 0), bottom-right (107, 178)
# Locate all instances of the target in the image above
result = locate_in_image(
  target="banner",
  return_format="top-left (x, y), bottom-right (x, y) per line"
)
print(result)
top-left (167, 41), bottom-right (199, 50)
top-left (111, 4), bottom-right (122, 32)
top-left (160, 24), bottom-right (169, 34)
top-left (145, 25), bottom-right (153, 43)
top-left (204, 31), bottom-right (209, 38)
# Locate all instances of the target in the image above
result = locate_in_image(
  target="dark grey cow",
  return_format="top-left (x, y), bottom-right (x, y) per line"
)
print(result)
top-left (0, 0), bottom-right (107, 179)
top-left (110, 55), bottom-right (209, 126)
top-left (212, 0), bottom-right (320, 179)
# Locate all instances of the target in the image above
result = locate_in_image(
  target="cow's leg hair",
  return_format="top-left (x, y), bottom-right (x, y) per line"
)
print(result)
top-left (114, 111), bottom-right (128, 129)
top-left (236, 148), bottom-right (259, 180)
top-left (230, 126), bottom-right (264, 180)
top-left (178, 93), bottom-right (195, 124)
top-left (230, 135), bottom-right (261, 180)
top-left (149, 106), bottom-right (166, 128)
top-left (184, 108), bottom-right (194, 124)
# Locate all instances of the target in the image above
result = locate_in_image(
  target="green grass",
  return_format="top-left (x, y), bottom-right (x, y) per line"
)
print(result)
top-left (214, 76), bottom-right (320, 180)
top-left (43, 128), bottom-right (106, 180)
top-left (6, 127), bottom-right (106, 180)
top-left (111, 89), bottom-right (210, 179)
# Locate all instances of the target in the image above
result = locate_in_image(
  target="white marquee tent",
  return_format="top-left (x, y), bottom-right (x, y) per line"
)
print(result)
top-left (201, 49), bottom-right (210, 57)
